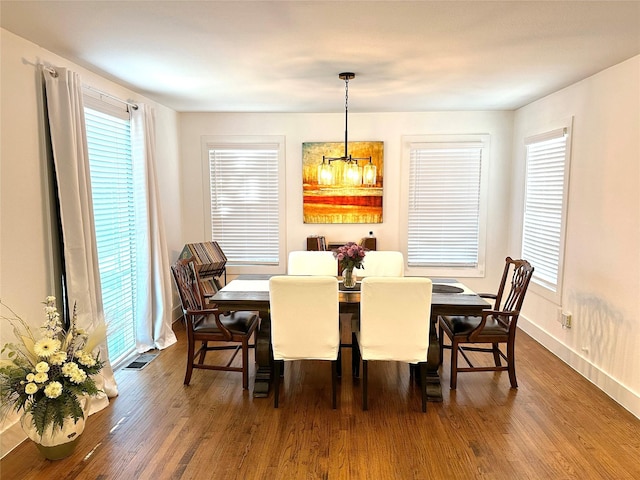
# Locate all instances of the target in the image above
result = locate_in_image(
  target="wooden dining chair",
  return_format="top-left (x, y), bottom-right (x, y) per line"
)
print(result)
top-left (170, 259), bottom-right (259, 389)
top-left (438, 257), bottom-right (534, 389)
top-left (287, 250), bottom-right (337, 275)
top-left (353, 277), bottom-right (433, 412)
top-left (269, 275), bottom-right (340, 408)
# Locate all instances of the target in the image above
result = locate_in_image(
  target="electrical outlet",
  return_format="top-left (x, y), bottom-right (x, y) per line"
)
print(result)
top-left (561, 312), bottom-right (572, 328)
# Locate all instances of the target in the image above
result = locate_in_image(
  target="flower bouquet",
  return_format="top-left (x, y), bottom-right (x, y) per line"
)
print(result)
top-left (333, 242), bottom-right (367, 288)
top-left (0, 296), bottom-right (105, 458)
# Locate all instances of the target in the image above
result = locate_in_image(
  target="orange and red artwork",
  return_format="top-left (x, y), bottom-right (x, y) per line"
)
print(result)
top-left (302, 141), bottom-right (383, 224)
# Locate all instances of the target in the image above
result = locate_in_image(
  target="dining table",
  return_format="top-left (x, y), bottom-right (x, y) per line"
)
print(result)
top-left (209, 274), bottom-right (491, 401)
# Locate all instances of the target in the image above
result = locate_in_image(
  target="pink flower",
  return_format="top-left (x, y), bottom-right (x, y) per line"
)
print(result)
top-left (333, 242), bottom-right (367, 270)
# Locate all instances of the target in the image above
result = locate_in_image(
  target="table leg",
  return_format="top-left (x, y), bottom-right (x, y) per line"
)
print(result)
top-left (253, 312), bottom-right (272, 398)
top-left (425, 313), bottom-right (443, 402)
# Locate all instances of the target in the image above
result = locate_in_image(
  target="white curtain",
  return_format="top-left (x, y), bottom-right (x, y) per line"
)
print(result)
top-left (42, 66), bottom-right (118, 416)
top-left (131, 104), bottom-right (177, 351)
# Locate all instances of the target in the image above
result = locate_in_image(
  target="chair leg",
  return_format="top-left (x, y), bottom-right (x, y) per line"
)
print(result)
top-left (184, 335), bottom-right (196, 386)
top-left (198, 341), bottom-right (208, 364)
top-left (507, 339), bottom-right (518, 388)
top-left (438, 322), bottom-right (444, 367)
top-left (492, 343), bottom-right (502, 367)
top-left (336, 348), bottom-right (342, 379)
top-left (362, 360), bottom-right (369, 411)
top-left (242, 338), bottom-right (249, 390)
top-left (419, 362), bottom-right (427, 413)
top-left (331, 360), bottom-right (338, 409)
top-left (273, 360), bottom-right (282, 408)
top-left (450, 339), bottom-right (459, 390)
top-left (352, 332), bottom-right (360, 378)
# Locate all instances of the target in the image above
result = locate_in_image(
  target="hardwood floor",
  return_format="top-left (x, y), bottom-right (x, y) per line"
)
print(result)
top-left (2, 320), bottom-right (638, 479)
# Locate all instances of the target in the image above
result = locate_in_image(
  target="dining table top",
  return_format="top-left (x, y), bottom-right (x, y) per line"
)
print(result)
top-left (210, 274), bottom-right (491, 315)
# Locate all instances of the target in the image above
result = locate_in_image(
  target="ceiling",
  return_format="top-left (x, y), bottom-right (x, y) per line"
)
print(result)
top-left (2, 1), bottom-right (639, 113)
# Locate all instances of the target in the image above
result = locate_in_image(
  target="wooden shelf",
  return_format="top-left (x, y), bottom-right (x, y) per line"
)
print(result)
top-left (179, 241), bottom-right (227, 293)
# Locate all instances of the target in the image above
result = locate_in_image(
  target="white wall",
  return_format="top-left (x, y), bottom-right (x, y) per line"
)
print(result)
top-left (0, 29), bottom-right (183, 455)
top-left (179, 110), bottom-right (514, 293)
top-left (510, 56), bottom-right (640, 417)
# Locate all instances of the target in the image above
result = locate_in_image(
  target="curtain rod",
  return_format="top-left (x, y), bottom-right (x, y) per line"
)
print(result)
top-left (42, 65), bottom-right (58, 77)
top-left (83, 85), bottom-right (139, 110)
top-left (42, 64), bottom-right (138, 110)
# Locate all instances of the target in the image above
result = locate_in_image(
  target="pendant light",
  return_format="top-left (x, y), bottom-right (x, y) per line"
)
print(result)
top-left (318, 72), bottom-right (376, 187)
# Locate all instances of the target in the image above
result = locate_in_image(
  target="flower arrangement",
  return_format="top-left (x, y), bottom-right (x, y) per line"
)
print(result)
top-left (0, 296), bottom-right (105, 437)
top-left (333, 241), bottom-right (367, 271)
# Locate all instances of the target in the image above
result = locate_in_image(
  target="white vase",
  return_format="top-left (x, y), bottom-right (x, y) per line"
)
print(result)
top-left (21, 408), bottom-right (86, 460)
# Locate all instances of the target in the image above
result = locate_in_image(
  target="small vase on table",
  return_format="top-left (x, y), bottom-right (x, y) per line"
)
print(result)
top-left (342, 267), bottom-right (357, 288)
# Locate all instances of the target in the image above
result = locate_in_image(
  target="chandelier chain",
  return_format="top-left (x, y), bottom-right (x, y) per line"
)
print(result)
top-left (345, 78), bottom-right (349, 114)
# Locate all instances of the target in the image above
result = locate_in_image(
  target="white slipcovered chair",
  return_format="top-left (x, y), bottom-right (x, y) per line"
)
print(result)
top-left (269, 275), bottom-right (340, 408)
top-left (287, 251), bottom-right (337, 276)
top-left (359, 251), bottom-right (405, 277)
top-left (354, 276), bottom-right (433, 412)
top-left (351, 250), bottom-right (404, 376)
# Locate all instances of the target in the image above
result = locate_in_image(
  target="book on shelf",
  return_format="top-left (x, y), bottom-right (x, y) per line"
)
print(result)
top-left (359, 236), bottom-right (377, 251)
top-left (306, 235), bottom-right (327, 251)
top-left (179, 241), bottom-right (227, 292)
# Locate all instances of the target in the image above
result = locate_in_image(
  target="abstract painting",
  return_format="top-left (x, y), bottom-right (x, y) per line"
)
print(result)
top-left (302, 141), bottom-right (383, 224)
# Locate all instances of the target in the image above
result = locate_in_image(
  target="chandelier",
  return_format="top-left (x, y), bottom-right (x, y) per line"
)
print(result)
top-left (317, 72), bottom-right (376, 187)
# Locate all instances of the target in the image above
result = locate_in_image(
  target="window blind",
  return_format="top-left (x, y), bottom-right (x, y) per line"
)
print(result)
top-left (408, 143), bottom-right (482, 267)
top-left (85, 106), bottom-right (137, 363)
top-left (208, 146), bottom-right (280, 265)
top-left (522, 129), bottom-right (568, 292)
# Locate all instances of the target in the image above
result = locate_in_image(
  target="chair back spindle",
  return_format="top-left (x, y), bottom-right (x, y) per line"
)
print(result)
top-left (492, 257), bottom-right (534, 330)
top-left (171, 259), bottom-right (204, 312)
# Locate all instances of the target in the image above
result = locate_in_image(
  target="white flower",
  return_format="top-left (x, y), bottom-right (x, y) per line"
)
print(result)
top-left (76, 351), bottom-right (96, 367)
top-left (49, 351), bottom-right (67, 365)
top-left (43, 381), bottom-right (63, 399)
top-left (35, 361), bottom-right (50, 373)
top-left (71, 370), bottom-right (87, 383)
top-left (45, 296), bottom-right (56, 303)
top-left (34, 372), bottom-right (48, 383)
top-left (26, 373), bottom-right (35, 382)
top-left (62, 362), bottom-right (87, 383)
top-left (25, 383), bottom-right (38, 395)
top-left (33, 338), bottom-right (61, 357)
top-left (61, 362), bottom-right (78, 375)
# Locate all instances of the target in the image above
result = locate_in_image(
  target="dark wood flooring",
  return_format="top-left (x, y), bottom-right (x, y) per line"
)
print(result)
top-left (1, 320), bottom-right (639, 479)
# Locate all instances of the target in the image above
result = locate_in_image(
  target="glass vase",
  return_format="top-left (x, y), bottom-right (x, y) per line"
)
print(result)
top-left (342, 267), bottom-right (357, 288)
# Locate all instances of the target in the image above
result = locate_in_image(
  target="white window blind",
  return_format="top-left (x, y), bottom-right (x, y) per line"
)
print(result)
top-left (522, 128), bottom-right (569, 293)
top-left (84, 103), bottom-right (137, 364)
top-left (208, 145), bottom-right (280, 266)
top-left (408, 143), bottom-right (483, 267)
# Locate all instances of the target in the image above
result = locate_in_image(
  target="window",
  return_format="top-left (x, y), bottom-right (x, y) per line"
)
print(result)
top-left (522, 127), bottom-right (571, 300)
top-left (402, 135), bottom-right (489, 277)
top-left (84, 96), bottom-right (137, 364)
top-left (202, 136), bottom-right (285, 274)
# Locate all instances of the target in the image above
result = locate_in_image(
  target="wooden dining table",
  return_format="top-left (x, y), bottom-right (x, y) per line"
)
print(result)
top-left (209, 274), bottom-right (491, 401)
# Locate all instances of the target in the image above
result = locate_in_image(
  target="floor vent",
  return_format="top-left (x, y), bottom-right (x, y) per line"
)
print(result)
top-left (125, 353), bottom-right (159, 370)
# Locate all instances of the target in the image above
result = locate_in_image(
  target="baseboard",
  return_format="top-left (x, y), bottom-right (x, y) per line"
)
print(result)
top-left (518, 315), bottom-right (640, 419)
top-left (1, 415), bottom-right (25, 459)
top-left (172, 305), bottom-right (183, 323)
